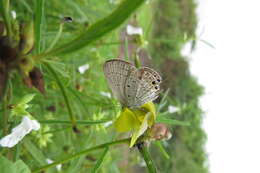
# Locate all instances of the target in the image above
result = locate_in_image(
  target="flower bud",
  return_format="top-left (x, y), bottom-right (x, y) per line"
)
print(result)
top-left (19, 21), bottom-right (34, 55)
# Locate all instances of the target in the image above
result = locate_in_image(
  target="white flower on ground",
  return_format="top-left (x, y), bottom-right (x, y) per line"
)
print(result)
top-left (126, 24), bottom-right (143, 36)
top-left (0, 116), bottom-right (40, 148)
top-left (168, 105), bottom-right (180, 113)
top-left (46, 159), bottom-right (62, 171)
top-left (78, 64), bottom-right (90, 74)
top-left (100, 91), bottom-right (111, 98)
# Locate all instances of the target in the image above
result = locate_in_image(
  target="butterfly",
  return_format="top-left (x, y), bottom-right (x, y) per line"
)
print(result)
top-left (103, 59), bottom-right (162, 108)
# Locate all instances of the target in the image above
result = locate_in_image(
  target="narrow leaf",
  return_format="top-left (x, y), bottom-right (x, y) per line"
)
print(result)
top-left (156, 117), bottom-right (190, 126)
top-left (23, 139), bottom-right (47, 166)
top-left (91, 147), bottom-right (109, 173)
top-left (35, 0), bottom-right (45, 53)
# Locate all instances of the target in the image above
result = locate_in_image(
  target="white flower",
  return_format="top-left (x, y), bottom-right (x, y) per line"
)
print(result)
top-left (46, 159), bottom-right (62, 171)
top-left (168, 105), bottom-right (180, 113)
top-left (103, 121), bottom-right (113, 128)
top-left (108, 0), bottom-right (119, 4)
top-left (126, 24), bottom-right (143, 36)
top-left (78, 64), bottom-right (90, 74)
top-left (100, 91), bottom-right (111, 98)
top-left (11, 11), bottom-right (16, 19)
top-left (0, 116), bottom-right (40, 148)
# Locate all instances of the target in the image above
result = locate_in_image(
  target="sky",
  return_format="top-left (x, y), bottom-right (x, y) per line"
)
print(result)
top-left (187, 0), bottom-right (260, 173)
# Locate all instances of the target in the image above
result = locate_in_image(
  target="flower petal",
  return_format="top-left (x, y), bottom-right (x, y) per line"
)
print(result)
top-left (130, 112), bottom-right (152, 147)
top-left (168, 105), bottom-right (179, 113)
top-left (126, 24), bottom-right (143, 36)
top-left (100, 91), bottom-right (111, 98)
top-left (78, 64), bottom-right (90, 74)
top-left (0, 116), bottom-right (40, 148)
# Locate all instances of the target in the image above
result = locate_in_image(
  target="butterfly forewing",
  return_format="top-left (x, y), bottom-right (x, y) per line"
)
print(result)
top-left (103, 59), bottom-right (136, 106)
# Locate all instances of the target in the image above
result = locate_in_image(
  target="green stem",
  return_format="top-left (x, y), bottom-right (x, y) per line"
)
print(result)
top-left (155, 141), bottom-right (170, 160)
top-left (32, 138), bottom-right (130, 173)
top-left (137, 143), bottom-right (157, 173)
top-left (44, 63), bottom-right (77, 128)
top-left (39, 119), bottom-right (110, 125)
top-left (2, 74), bottom-right (9, 135)
top-left (35, 0), bottom-right (45, 53)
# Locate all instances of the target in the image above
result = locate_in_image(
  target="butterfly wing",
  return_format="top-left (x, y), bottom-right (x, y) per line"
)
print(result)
top-left (103, 59), bottom-right (136, 106)
top-left (125, 67), bottom-right (162, 108)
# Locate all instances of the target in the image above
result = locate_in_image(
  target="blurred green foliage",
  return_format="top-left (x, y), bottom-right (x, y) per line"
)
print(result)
top-left (0, 0), bottom-right (208, 172)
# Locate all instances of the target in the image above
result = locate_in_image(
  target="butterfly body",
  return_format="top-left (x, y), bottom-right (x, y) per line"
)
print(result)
top-left (104, 59), bottom-right (161, 108)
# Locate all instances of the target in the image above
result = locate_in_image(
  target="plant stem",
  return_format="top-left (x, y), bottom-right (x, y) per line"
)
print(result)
top-left (137, 143), bottom-right (157, 173)
top-left (2, 73), bottom-right (9, 135)
top-left (32, 138), bottom-right (130, 173)
top-left (44, 63), bottom-right (77, 128)
top-left (39, 119), bottom-right (111, 125)
top-left (35, 0), bottom-right (45, 53)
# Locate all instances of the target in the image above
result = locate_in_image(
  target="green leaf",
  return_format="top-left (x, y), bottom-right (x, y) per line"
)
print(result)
top-left (40, 0), bottom-right (146, 56)
top-left (0, 156), bottom-right (15, 173)
top-left (19, 94), bottom-right (35, 104)
top-left (11, 94), bottom-right (35, 117)
top-left (91, 147), bottom-right (109, 173)
top-left (14, 160), bottom-right (31, 173)
top-left (0, 157), bottom-right (31, 173)
top-left (156, 117), bottom-right (190, 126)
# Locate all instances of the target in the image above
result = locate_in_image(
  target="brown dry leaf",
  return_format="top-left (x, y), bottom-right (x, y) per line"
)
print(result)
top-left (28, 67), bottom-right (45, 94)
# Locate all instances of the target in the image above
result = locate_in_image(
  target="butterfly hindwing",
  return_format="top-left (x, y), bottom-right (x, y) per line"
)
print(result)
top-left (125, 67), bottom-right (162, 108)
top-left (124, 70), bottom-right (140, 108)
